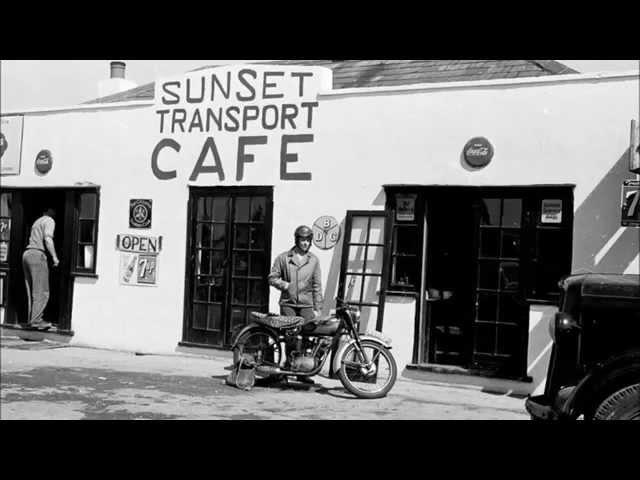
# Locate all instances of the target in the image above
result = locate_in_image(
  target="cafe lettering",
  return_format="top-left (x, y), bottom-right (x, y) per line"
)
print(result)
top-left (151, 67), bottom-right (325, 182)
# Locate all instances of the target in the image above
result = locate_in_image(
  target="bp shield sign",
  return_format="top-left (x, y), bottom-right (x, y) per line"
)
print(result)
top-left (621, 180), bottom-right (640, 227)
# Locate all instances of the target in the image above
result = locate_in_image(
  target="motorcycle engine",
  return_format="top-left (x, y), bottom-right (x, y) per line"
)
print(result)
top-left (289, 352), bottom-right (316, 372)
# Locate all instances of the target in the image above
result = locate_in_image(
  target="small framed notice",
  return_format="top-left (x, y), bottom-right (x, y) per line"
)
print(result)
top-left (541, 199), bottom-right (562, 224)
top-left (396, 194), bottom-right (417, 222)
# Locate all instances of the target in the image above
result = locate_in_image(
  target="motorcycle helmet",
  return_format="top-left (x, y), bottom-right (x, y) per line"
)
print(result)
top-left (294, 225), bottom-right (313, 240)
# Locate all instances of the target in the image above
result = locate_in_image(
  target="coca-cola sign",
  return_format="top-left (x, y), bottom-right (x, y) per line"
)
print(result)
top-left (463, 137), bottom-right (494, 168)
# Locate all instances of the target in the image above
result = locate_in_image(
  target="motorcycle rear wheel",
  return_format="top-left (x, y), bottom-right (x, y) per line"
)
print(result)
top-left (234, 330), bottom-right (282, 369)
top-left (337, 340), bottom-right (397, 399)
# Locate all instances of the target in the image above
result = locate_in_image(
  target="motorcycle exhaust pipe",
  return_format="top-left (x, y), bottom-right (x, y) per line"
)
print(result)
top-left (255, 365), bottom-right (283, 375)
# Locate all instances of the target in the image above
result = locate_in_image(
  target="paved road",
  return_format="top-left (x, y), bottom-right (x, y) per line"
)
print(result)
top-left (1, 337), bottom-right (529, 420)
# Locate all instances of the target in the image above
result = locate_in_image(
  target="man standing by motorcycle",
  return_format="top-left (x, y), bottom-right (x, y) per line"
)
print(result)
top-left (268, 225), bottom-right (324, 384)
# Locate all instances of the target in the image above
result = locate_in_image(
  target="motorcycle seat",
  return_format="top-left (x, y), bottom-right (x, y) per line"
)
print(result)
top-left (250, 312), bottom-right (304, 329)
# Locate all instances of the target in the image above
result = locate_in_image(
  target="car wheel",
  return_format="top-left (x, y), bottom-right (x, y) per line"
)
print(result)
top-left (593, 383), bottom-right (640, 420)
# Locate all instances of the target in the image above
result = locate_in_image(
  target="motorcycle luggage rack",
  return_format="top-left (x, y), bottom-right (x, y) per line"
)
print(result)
top-left (250, 312), bottom-right (304, 329)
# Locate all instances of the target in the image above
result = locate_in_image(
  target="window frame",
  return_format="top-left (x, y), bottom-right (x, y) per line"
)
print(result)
top-left (70, 189), bottom-right (101, 277)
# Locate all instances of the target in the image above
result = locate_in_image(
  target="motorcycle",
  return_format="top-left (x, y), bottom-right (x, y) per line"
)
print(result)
top-left (231, 298), bottom-right (397, 399)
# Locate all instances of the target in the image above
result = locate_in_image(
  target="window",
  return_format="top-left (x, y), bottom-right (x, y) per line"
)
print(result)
top-left (388, 192), bottom-right (422, 290)
top-left (72, 191), bottom-right (100, 276)
top-left (338, 211), bottom-right (387, 332)
top-left (0, 192), bottom-right (11, 266)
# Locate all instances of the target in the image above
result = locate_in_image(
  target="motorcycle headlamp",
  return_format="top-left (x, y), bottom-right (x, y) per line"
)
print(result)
top-left (550, 312), bottom-right (581, 341)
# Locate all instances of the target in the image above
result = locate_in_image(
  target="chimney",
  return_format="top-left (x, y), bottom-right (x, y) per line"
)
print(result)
top-left (97, 60), bottom-right (138, 100)
top-left (110, 61), bottom-right (126, 79)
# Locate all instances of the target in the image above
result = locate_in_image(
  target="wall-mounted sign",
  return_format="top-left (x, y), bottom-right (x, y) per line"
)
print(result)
top-left (630, 119), bottom-right (640, 173)
top-left (116, 234), bottom-right (163, 253)
top-left (0, 218), bottom-right (10, 263)
top-left (312, 216), bottom-right (341, 250)
top-left (0, 116), bottom-right (24, 176)
top-left (541, 199), bottom-right (563, 224)
top-left (621, 179), bottom-right (640, 227)
top-left (151, 65), bottom-right (331, 182)
top-left (396, 194), bottom-right (417, 221)
top-left (463, 137), bottom-right (494, 169)
top-left (116, 234), bottom-right (162, 286)
top-left (129, 199), bottom-right (152, 229)
top-left (35, 149), bottom-right (53, 174)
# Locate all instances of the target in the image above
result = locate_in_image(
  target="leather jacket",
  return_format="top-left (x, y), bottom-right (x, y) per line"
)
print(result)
top-left (268, 248), bottom-right (323, 310)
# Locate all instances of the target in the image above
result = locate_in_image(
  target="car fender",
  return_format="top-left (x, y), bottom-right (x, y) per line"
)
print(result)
top-left (332, 334), bottom-right (392, 374)
top-left (561, 349), bottom-right (640, 418)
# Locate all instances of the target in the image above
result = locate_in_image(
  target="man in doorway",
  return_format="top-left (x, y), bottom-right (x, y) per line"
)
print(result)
top-left (22, 207), bottom-right (59, 330)
top-left (268, 225), bottom-right (324, 384)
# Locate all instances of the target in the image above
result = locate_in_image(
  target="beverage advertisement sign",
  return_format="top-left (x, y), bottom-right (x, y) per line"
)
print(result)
top-left (120, 252), bottom-right (158, 286)
top-left (621, 180), bottom-right (640, 227)
top-left (541, 199), bottom-right (563, 224)
top-left (0, 116), bottom-right (24, 175)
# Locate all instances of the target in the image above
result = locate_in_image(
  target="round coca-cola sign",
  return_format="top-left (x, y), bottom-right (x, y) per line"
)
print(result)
top-left (463, 137), bottom-right (494, 168)
top-left (35, 149), bottom-right (53, 174)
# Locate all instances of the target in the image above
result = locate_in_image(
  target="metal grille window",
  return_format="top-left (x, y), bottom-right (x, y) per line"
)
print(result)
top-left (338, 211), bottom-right (387, 332)
top-left (72, 191), bottom-right (100, 275)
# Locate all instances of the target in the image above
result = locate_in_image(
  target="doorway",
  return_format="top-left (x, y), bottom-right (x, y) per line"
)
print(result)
top-left (182, 186), bottom-right (274, 348)
top-left (422, 186), bottom-right (573, 379)
top-left (2, 188), bottom-right (74, 330)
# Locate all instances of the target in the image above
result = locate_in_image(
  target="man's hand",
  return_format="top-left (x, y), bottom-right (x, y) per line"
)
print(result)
top-left (313, 310), bottom-right (322, 319)
top-left (52, 258), bottom-right (60, 268)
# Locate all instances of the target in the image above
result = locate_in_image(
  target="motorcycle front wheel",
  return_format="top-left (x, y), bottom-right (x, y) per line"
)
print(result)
top-left (234, 329), bottom-right (282, 369)
top-left (337, 340), bottom-right (397, 399)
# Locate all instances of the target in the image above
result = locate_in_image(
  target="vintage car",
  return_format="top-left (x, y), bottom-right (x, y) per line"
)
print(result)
top-left (525, 273), bottom-right (640, 421)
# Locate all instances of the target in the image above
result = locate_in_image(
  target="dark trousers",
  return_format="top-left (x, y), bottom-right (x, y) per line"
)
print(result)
top-left (22, 249), bottom-right (50, 325)
top-left (280, 306), bottom-right (315, 322)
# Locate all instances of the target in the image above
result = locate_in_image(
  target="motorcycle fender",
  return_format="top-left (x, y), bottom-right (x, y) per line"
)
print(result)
top-left (332, 334), bottom-right (392, 375)
top-left (230, 323), bottom-right (277, 350)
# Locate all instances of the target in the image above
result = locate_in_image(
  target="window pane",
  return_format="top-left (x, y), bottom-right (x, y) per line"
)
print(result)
top-left (195, 276), bottom-right (211, 302)
top-left (76, 245), bottom-right (95, 270)
top-left (212, 197), bottom-right (228, 222)
top-left (207, 304), bottom-right (222, 331)
top-left (362, 275), bottom-right (381, 303)
top-left (192, 303), bottom-right (207, 330)
top-left (365, 246), bottom-right (384, 274)
top-left (231, 308), bottom-right (247, 331)
top-left (212, 224), bottom-right (226, 249)
top-left (502, 199), bottom-right (521, 227)
top-left (250, 252), bottom-right (265, 276)
top-left (197, 249), bottom-right (211, 275)
top-left (250, 197), bottom-right (266, 222)
top-left (480, 229), bottom-right (499, 258)
top-left (394, 226), bottom-right (418, 254)
top-left (499, 296), bottom-right (523, 325)
top-left (345, 275), bottom-right (363, 302)
top-left (478, 260), bottom-right (499, 290)
top-left (250, 225), bottom-right (265, 250)
top-left (234, 197), bottom-right (250, 222)
top-left (211, 278), bottom-right (225, 302)
top-left (476, 293), bottom-right (498, 322)
top-left (480, 199), bottom-right (500, 226)
top-left (496, 325), bottom-right (519, 357)
top-left (501, 229), bottom-right (521, 259)
top-left (248, 279), bottom-right (266, 305)
top-left (347, 246), bottom-right (366, 273)
top-left (79, 220), bottom-right (94, 243)
top-left (212, 250), bottom-right (226, 276)
top-left (0, 193), bottom-right (11, 217)
top-left (350, 217), bottom-right (368, 243)
top-left (234, 225), bottom-right (249, 249)
top-left (500, 261), bottom-right (520, 291)
top-left (197, 197), bottom-right (213, 221)
top-left (234, 252), bottom-right (248, 276)
top-left (474, 324), bottom-right (496, 354)
top-left (393, 256), bottom-right (418, 286)
top-left (232, 279), bottom-right (247, 304)
top-left (196, 223), bottom-right (212, 248)
top-left (79, 193), bottom-right (97, 218)
top-left (368, 217), bottom-right (385, 244)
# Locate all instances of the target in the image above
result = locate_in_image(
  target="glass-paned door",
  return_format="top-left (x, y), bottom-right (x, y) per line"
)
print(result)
top-left (337, 211), bottom-right (387, 332)
top-left (183, 187), bottom-right (273, 348)
top-left (471, 198), bottom-right (528, 377)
